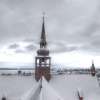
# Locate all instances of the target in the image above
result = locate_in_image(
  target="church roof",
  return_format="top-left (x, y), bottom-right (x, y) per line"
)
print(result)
top-left (50, 74), bottom-right (100, 100)
top-left (0, 74), bottom-right (100, 100)
top-left (22, 77), bottom-right (64, 100)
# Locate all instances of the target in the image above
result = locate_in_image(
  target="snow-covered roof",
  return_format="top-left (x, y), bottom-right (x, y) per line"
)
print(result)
top-left (21, 80), bottom-right (41, 100)
top-left (22, 77), bottom-right (64, 100)
top-left (0, 76), bottom-right (37, 100)
top-left (21, 74), bottom-right (100, 100)
top-left (0, 74), bottom-right (100, 100)
top-left (50, 74), bottom-right (100, 100)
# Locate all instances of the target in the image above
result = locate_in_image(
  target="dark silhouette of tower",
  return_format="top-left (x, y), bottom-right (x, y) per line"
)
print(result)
top-left (35, 15), bottom-right (51, 81)
top-left (90, 60), bottom-right (96, 76)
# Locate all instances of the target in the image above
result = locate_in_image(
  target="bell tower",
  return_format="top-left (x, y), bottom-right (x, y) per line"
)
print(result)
top-left (35, 15), bottom-right (51, 81)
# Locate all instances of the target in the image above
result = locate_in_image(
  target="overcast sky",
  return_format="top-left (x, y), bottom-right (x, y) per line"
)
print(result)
top-left (0, 0), bottom-right (100, 68)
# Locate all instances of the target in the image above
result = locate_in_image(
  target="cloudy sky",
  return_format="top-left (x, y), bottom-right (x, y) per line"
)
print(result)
top-left (0, 0), bottom-right (100, 68)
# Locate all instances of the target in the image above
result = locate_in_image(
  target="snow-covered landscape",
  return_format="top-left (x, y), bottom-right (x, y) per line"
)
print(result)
top-left (0, 69), bottom-right (100, 100)
top-left (0, 0), bottom-right (100, 99)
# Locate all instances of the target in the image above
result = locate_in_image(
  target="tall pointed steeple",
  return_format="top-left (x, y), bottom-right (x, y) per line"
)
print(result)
top-left (90, 60), bottom-right (96, 76)
top-left (92, 60), bottom-right (94, 67)
top-left (40, 14), bottom-right (47, 48)
top-left (35, 14), bottom-right (51, 82)
top-left (91, 60), bottom-right (95, 71)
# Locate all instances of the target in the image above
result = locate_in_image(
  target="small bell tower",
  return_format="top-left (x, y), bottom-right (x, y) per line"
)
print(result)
top-left (90, 60), bottom-right (96, 76)
top-left (35, 15), bottom-right (51, 81)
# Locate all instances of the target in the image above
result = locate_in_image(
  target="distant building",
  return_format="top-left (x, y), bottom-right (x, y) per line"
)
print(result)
top-left (90, 60), bottom-right (96, 76)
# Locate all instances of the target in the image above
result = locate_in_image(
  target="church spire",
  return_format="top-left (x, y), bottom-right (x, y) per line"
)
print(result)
top-left (40, 14), bottom-right (47, 48)
top-left (35, 14), bottom-right (51, 82)
top-left (91, 60), bottom-right (96, 76)
top-left (92, 60), bottom-right (95, 68)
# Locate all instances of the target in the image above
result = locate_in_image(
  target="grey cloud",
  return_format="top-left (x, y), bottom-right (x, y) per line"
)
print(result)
top-left (25, 44), bottom-right (37, 52)
top-left (0, 0), bottom-right (100, 54)
top-left (15, 49), bottom-right (26, 53)
top-left (23, 39), bottom-right (34, 43)
top-left (8, 43), bottom-right (19, 49)
top-left (48, 42), bottom-right (79, 53)
top-left (7, 40), bottom-right (79, 53)
top-left (23, 38), bottom-right (39, 44)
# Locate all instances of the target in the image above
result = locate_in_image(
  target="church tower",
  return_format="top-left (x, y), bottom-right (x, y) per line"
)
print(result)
top-left (90, 60), bottom-right (96, 76)
top-left (35, 15), bottom-right (51, 81)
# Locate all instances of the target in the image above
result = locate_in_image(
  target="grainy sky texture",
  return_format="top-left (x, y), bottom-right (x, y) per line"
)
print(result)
top-left (0, 0), bottom-right (100, 68)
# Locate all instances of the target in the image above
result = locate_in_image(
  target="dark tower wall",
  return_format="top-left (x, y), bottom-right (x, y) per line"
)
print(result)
top-left (35, 56), bottom-right (51, 81)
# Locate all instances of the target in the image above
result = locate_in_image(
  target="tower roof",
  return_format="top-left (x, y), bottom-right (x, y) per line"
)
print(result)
top-left (40, 14), bottom-right (47, 48)
top-left (41, 16), bottom-right (46, 40)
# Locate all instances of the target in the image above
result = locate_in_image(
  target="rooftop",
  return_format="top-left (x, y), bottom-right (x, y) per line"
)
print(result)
top-left (0, 74), bottom-right (100, 100)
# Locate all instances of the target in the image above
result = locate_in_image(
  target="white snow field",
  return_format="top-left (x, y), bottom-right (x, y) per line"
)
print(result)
top-left (0, 74), bottom-right (100, 100)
